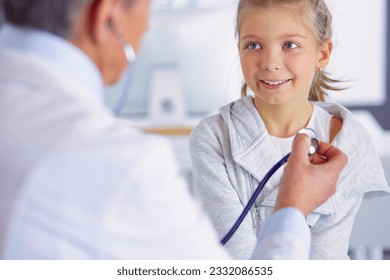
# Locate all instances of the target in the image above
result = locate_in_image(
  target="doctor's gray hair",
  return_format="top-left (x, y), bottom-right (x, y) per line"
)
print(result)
top-left (1, 0), bottom-right (135, 38)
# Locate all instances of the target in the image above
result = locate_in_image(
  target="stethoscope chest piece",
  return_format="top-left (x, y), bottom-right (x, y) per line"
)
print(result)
top-left (297, 128), bottom-right (319, 155)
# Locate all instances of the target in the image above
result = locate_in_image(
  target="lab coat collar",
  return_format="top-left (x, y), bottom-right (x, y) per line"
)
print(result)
top-left (0, 24), bottom-right (104, 104)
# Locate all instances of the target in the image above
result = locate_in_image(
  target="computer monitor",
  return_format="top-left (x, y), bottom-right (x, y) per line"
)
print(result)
top-left (105, 4), bottom-right (242, 124)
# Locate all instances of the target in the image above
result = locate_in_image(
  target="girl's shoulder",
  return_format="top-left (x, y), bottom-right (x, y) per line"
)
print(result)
top-left (312, 104), bottom-right (343, 143)
top-left (190, 110), bottom-right (228, 147)
top-left (329, 116), bottom-right (343, 143)
top-left (313, 102), bottom-right (389, 199)
top-left (313, 101), bottom-right (370, 141)
top-left (192, 96), bottom-right (257, 136)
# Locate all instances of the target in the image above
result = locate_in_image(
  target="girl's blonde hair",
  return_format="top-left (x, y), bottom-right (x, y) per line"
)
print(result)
top-left (236, 0), bottom-right (344, 101)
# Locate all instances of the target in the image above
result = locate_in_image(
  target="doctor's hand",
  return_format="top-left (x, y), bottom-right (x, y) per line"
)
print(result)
top-left (274, 134), bottom-right (348, 216)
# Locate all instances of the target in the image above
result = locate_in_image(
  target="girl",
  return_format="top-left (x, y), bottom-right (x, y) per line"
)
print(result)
top-left (189, 0), bottom-right (389, 259)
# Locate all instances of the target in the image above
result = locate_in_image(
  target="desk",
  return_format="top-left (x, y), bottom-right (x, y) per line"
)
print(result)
top-left (142, 126), bottom-right (193, 136)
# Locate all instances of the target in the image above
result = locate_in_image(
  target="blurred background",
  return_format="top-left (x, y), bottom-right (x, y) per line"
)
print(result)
top-left (106, 0), bottom-right (390, 260)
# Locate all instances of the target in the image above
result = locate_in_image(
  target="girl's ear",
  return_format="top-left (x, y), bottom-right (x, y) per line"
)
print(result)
top-left (317, 39), bottom-right (333, 69)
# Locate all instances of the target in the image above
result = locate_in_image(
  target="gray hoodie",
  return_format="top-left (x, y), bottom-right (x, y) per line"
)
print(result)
top-left (189, 96), bottom-right (389, 259)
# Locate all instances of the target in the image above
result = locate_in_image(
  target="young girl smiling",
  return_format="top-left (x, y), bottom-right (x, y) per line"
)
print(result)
top-left (190, 0), bottom-right (389, 259)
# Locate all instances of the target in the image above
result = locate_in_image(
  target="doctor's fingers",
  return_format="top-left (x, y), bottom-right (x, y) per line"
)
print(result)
top-left (311, 141), bottom-right (348, 170)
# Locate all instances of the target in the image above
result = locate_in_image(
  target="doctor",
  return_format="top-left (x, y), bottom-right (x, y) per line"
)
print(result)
top-left (0, 0), bottom-right (347, 259)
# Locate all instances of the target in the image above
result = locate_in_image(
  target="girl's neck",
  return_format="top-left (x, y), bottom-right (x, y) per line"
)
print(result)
top-left (254, 98), bottom-right (313, 138)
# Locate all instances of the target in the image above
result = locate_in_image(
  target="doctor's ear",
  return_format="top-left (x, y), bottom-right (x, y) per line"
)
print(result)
top-left (86, 0), bottom-right (122, 45)
top-left (107, 19), bottom-right (113, 30)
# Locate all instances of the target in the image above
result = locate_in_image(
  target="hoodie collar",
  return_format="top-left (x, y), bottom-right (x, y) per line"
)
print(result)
top-left (219, 96), bottom-right (284, 191)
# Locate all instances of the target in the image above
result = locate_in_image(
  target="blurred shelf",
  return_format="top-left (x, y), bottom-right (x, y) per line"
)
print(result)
top-left (142, 126), bottom-right (193, 136)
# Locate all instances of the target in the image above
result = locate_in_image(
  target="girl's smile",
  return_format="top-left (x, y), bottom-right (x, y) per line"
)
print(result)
top-left (259, 78), bottom-right (292, 90)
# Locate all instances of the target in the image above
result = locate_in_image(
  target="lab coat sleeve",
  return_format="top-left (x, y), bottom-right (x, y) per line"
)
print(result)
top-left (252, 208), bottom-right (311, 259)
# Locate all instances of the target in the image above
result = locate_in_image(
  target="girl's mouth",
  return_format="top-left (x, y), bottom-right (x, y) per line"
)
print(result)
top-left (259, 79), bottom-right (291, 89)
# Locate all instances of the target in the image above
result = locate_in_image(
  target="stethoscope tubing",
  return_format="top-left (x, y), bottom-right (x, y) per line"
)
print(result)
top-left (220, 152), bottom-right (291, 245)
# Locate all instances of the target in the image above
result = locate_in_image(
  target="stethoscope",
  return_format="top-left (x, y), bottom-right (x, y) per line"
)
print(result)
top-left (221, 128), bottom-right (320, 245)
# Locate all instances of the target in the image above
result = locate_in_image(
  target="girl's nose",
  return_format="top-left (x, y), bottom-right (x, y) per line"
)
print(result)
top-left (261, 49), bottom-right (282, 71)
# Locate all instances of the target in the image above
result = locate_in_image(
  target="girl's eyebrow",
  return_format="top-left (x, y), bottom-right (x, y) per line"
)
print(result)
top-left (240, 33), bottom-right (308, 41)
top-left (240, 35), bottom-right (260, 41)
top-left (279, 33), bottom-right (308, 40)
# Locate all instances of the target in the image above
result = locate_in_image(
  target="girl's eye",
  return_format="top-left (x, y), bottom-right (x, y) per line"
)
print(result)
top-left (284, 42), bottom-right (299, 49)
top-left (247, 42), bottom-right (261, 49)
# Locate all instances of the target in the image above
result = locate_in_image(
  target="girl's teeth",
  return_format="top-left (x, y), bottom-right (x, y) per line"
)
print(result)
top-left (264, 79), bottom-right (289, 85)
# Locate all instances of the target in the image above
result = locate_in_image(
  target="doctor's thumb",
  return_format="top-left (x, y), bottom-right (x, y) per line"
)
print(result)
top-left (289, 133), bottom-right (311, 164)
